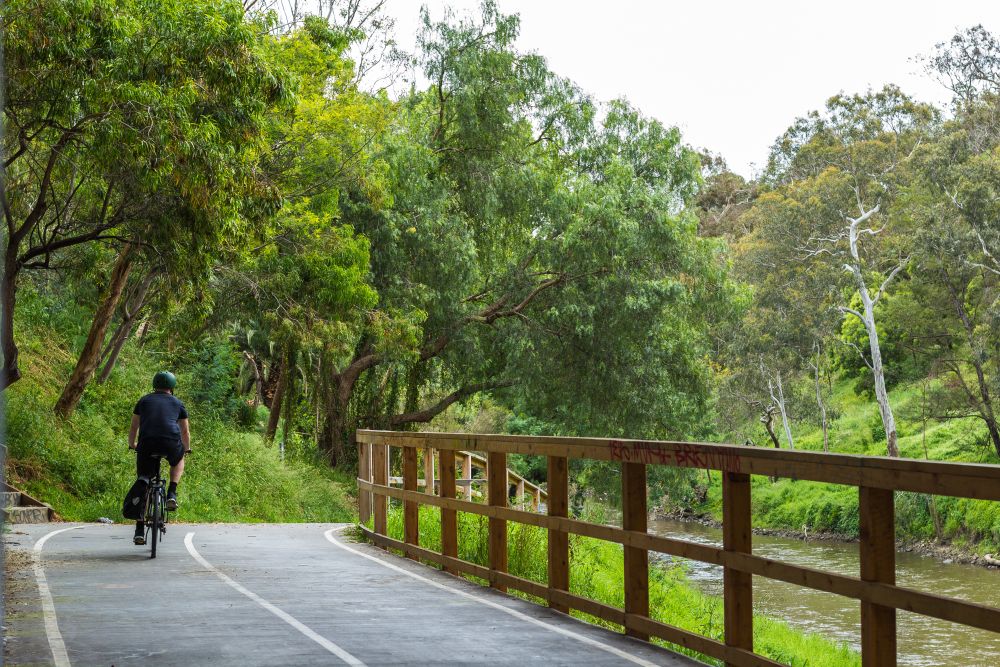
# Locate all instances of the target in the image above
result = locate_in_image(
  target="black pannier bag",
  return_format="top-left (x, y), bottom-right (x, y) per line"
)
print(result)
top-left (122, 477), bottom-right (149, 520)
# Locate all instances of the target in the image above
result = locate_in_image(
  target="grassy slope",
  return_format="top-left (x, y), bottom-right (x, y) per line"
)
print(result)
top-left (698, 380), bottom-right (1000, 552)
top-left (4, 312), bottom-right (355, 524)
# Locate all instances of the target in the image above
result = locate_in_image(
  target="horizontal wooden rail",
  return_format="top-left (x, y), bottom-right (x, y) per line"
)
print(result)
top-left (357, 479), bottom-right (1000, 633)
top-left (387, 447), bottom-right (547, 508)
top-left (359, 431), bottom-right (1000, 500)
top-left (357, 430), bottom-right (1000, 667)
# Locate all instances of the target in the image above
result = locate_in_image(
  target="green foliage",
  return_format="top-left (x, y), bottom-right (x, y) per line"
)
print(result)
top-left (4, 299), bottom-right (355, 523)
top-left (700, 375), bottom-right (1000, 550)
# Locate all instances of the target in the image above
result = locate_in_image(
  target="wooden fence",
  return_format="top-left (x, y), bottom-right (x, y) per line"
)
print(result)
top-left (388, 449), bottom-right (547, 509)
top-left (355, 430), bottom-right (1000, 667)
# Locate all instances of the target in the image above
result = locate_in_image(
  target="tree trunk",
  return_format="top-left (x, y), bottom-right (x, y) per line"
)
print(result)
top-left (280, 351), bottom-right (296, 460)
top-left (0, 257), bottom-right (22, 390)
top-left (137, 317), bottom-right (152, 347)
top-left (265, 357), bottom-right (287, 442)
top-left (243, 351), bottom-right (263, 408)
top-left (54, 244), bottom-right (135, 418)
top-left (772, 372), bottom-right (794, 449)
top-left (760, 407), bottom-right (781, 448)
top-left (945, 275), bottom-right (1000, 458)
top-left (811, 344), bottom-right (829, 453)
top-left (846, 255), bottom-right (897, 454)
top-left (97, 271), bottom-right (155, 383)
top-left (862, 302), bottom-right (898, 457)
top-left (319, 378), bottom-right (349, 467)
top-left (839, 205), bottom-right (899, 457)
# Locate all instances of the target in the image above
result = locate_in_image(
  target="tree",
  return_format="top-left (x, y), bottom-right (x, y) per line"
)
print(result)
top-left (923, 25), bottom-right (1000, 104)
top-left (744, 87), bottom-right (936, 456)
top-left (3, 0), bottom-right (285, 403)
top-left (294, 2), bottom-right (729, 462)
top-left (900, 97), bottom-right (1000, 456)
top-left (172, 10), bottom-right (391, 461)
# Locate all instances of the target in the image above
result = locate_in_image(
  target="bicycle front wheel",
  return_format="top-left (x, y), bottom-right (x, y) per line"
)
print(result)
top-left (150, 491), bottom-right (161, 559)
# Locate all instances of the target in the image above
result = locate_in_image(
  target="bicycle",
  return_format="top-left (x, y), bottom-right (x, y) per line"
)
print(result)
top-left (140, 454), bottom-right (168, 559)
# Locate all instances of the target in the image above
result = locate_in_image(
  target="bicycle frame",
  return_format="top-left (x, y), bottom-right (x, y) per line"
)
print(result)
top-left (142, 457), bottom-right (168, 558)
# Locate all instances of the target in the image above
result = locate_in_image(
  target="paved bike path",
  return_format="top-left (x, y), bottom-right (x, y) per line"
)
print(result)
top-left (4, 523), bottom-right (702, 666)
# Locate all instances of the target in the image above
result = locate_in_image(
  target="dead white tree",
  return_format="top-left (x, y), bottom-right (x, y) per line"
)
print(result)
top-left (804, 195), bottom-right (907, 457)
top-left (764, 366), bottom-right (795, 449)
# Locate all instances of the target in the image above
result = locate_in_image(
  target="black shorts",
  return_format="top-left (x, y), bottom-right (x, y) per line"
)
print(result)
top-left (136, 438), bottom-right (184, 478)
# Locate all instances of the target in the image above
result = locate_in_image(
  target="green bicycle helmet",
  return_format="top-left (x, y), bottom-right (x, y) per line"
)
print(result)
top-left (152, 371), bottom-right (177, 390)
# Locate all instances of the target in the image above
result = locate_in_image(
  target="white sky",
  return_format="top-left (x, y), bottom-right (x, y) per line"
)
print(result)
top-left (383, 0), bottom-right (1000, 176)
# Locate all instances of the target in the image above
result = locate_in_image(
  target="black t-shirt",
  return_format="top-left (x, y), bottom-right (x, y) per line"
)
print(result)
top-left (133, 392), bottom-right (188, 444)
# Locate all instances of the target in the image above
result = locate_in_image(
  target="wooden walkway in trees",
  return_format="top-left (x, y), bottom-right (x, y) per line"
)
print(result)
top-left (357, 429), bottom-right (1000, 667)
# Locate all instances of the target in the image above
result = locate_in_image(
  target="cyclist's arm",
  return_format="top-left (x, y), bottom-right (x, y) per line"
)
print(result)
top-left (128, 415), bottom-right (140, 450)
top-left (179, 418), bottom-right (191, 453)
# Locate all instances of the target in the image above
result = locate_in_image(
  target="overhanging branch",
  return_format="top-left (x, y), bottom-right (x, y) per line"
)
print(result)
top-left (388, 379), bottom-right (515, 426)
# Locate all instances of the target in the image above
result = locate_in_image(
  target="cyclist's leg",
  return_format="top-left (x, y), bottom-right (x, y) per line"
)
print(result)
top-left (164, 440), bottom-right (184, 510)
top-left (169, 455), bottom-right (185, 483)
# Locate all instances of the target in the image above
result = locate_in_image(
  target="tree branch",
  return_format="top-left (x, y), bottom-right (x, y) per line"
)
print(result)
top-left (337, 347), bottom-right (380, 405)
top-left (872, 258), bottom-right (908, 306)
top-left (388, 379), bottom-right (515, 426)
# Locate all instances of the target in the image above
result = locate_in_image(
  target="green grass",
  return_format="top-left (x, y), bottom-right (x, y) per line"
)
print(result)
top-left (698, 378), bottom-right (1000, 552)
top-left (377, 503), bottom-right (859, 667)
top-left (4, 300), bottom-right (356, 524)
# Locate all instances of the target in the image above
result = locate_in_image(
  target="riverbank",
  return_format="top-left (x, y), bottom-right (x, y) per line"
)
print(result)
top-left (707, 378), bottom-right (1000, 561)
top-left (657, 506), bottom-right (1000, 569)
top-left (649, 516), bottom-right (1000, 666)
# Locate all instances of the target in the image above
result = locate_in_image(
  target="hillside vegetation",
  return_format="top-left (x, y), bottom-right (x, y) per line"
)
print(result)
top-left (687, 377), bottom-right (1000, 553)
top-left (4, 288), bottom-right (355, 524)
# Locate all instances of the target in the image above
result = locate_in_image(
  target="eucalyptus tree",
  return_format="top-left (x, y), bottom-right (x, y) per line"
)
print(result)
top-left (900, 95), bottom-right (1000, 456)
top-left (923, 25), bottom-right (1000, 105)
top-left (2, 0), bottom-right (286, 410)
top-left (727, 190), bottom-right (840, 450)
top-left (310, 2), bottom-right (729, 466)
top-left (171, 11), bottom-right (393, 455)
top-left (748, 87), bottom-right (937, 456)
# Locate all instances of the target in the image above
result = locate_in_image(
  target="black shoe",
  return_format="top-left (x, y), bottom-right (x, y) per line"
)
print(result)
top-left (166, 493), bottom-right (178, 511)
top-left (134, 534), bottom-right (146, 545)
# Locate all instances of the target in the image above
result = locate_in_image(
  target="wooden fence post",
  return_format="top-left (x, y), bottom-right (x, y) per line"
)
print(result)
top-left (860, 486), bottom-right (896, 667)
top-left (622, 462), bottom-right (649, 640)
top-left (439, 448), bottom-right (458, 574)
top-left (372, 442), bottom-right (388, 544)
top-left (547, 455), bottom-right (569, 613)
top-left (722, 471), bottom-right (753, 665)
top-left (358, 442), bottom-right (371, 525)
top-left (463, 454), bottom-right (473, 500)
top-left (488, 450), bottom-right (509, 591)
top-left (424, 447), bottom-right (435, 494)
top-left (403, 445), bottom-right (419, 560)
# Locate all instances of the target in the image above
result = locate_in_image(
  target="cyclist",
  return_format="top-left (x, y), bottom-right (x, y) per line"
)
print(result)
top-left (128, 371), bottom-right (191, 545)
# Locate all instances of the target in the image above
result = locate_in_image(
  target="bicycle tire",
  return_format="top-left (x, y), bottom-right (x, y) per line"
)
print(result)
top-left (150, 490), bottom-right (161, 559)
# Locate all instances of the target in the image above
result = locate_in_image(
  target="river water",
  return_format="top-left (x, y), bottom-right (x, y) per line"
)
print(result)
top-left (648, 518), bottom-right (1000, 667)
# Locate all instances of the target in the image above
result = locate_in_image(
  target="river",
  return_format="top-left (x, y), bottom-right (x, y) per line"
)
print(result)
top-left (648, 518), bottom-right (1000, 667)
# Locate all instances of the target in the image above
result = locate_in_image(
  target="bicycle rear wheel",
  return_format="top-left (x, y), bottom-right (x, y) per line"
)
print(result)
top-left (150, 490), bottom-right (161, 559)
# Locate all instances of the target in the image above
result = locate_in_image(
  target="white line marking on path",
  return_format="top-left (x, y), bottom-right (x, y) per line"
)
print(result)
top-left (323, 528), bottom-right (661, 667)
top-left (33, 525), bottom-right (87, 667)
top-left (183, 533), bottom-right (366, 666)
